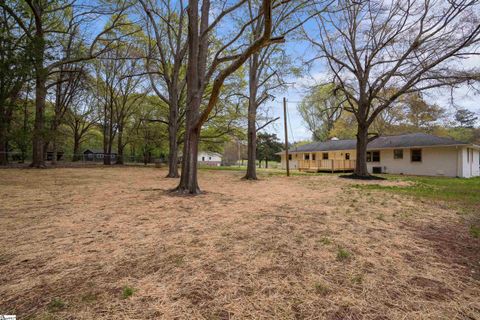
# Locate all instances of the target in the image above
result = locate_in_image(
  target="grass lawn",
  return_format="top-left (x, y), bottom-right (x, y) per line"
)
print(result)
top-left (0, 167), bottom-right (479, 319)
top-left (355, 175), bottom-right (480, 213)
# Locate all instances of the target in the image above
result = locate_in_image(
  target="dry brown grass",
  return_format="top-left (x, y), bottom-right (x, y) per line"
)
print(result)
top-left (0, 167), bottom-right (479, 320)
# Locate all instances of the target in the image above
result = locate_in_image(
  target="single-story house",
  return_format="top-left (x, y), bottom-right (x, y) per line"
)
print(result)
top-left (83, 149), bottom-right (117, 161)
top-left (277, 133), bottom-right (480, 178)
top-left (198, 151), bottom-right (222, 166)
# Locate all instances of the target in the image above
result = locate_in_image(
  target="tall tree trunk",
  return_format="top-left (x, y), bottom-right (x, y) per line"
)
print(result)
top-left (116, 125), bottom-right (124, 164)
top-left (0, 119), bottom-right (7, 165)
top-left (103, 103), bottom-right (111, 165)
top-left (176, 125), bottom-right (200, 194)
top-left (72, 134), bottom-right (80, 161)
top-left (50, 119), bottom-right (59, 165)
top-left (354, 123), bottom-right (369, 177)
top-left (21, 101), bottom-right (28, 163)
top-left (31, 71), bottom-right (47, 168)
top-left (31, 11), bottom-right (46, 168)
top-left (167, 124), bottom-right (179, 177)
top-left (166, 87), bottom-right (180, 177)
top-left (245, 56), bottom-right (259, 180)
top-left (166, 134), bottom-right (178, 175)
top-left (245, 122), bottom-right (257, 179)
top-left (0, 103), bottom-right (10, 165)
top-left (103, 126), bottom-right (111, 165)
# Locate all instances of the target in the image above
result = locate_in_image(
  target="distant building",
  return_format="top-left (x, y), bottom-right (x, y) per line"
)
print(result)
top-left (83, 149), bottom-right (117, 161)
top-left (198, 151), bottom-right (222, 166)
top-left (277, 133), bottom-right (480, 178)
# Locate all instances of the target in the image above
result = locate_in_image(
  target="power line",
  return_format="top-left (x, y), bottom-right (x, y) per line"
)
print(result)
top-left (285, 101), bottom-right (296, 145)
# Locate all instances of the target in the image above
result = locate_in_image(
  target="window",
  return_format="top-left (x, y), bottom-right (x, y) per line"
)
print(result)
top-left (202, 156), bottom-right (205, 161)
top-left (322, 152), bottom-right (329, 160)
top-left (209, 156), bottom-right (211, 160)
top-left (304, 154), bottom-right (310, 160)
top-left (288, 154), bottom-right (292, 160)
top-left (312, 154), bottom-right (316, 161)
top-left (467, 148), bottom-right (470, 163)
top-left (345, 153), bottom-right (350, 160)
top-left (394, 149), bottom-right (403, 159)
top-left (367, 151), bottom-right (380, 162)
top-left (411, 149), bottom-right (422, 162)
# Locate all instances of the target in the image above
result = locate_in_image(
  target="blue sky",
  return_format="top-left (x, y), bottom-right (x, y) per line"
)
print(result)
top-left (256, 3), bottom-right (480, 144)
top-left (83, 0), bottom-right (479, 144)
top-left (263, 53), bottom-right (480, 144)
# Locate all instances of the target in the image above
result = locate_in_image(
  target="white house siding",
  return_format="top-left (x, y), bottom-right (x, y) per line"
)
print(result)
top-left (473, 148), bottom-right (480, 177)
top-left (459, 147), bottom-right (480, 178)
top-left (198, 152), bottom-right (222, 166)
top-left (280, 146), bottom-right (480, 177)
top-left (367, 147), bottom-right (459, 177)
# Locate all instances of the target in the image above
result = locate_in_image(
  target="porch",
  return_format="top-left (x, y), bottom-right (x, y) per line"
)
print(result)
top-left (298, 159), bottom-right (356, 173)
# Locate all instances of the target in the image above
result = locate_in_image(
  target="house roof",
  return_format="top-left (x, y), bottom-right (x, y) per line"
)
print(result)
top-left (281, 133), bottom-right (472, 153)
top-left (84, 149), bottom-right (117, 154)
top-left (198, 151), bottom-right (222, 157)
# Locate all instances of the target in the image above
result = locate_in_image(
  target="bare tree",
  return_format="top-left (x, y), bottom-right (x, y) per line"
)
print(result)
top-left (177, 0), bottom-right (287, 194)
top-left (243, 0), bottom-right (331, 179)
top-left (243, 1), bottom-right (294, 180)
top-left (139, 0), bottom-right (188, 177)
top-left (114, 60), bottom-right (145, 165)
top-left (306, 0), bottom-right (480, 177)
top-left (95, 48), bottom-right (120, 166)
top-left (48, 60), bottom-right (86, 164)
top-left (64, 78), bottom-right (99, 161)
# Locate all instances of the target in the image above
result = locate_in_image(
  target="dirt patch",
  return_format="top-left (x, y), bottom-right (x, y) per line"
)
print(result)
top-left (0, 167), bottom-right (479, 319)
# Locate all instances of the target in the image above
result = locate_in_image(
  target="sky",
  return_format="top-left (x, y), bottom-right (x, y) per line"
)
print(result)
top-left (263, 54), bottom-right (480, 144)
top-left (254, 2), bottom-right (480, 144)
top-left (80, 0), bottom-right (479, 144)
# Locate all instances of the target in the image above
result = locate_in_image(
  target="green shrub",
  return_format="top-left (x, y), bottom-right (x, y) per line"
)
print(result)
top-left (122, 286), bottom-right (134, 299)
top-left (336, 248), bottom-right (351, 261)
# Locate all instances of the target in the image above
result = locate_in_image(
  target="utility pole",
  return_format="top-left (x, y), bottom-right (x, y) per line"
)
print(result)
top-left (283, 97), bottom-right (289, 177)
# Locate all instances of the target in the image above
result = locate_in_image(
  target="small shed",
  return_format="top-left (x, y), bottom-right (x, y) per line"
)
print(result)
top-left (83, 149), bottom-right (117, 161)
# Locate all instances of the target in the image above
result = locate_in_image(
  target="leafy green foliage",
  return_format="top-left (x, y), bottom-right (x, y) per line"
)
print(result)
top-left (256, 133), bottom-right (282, 166)
top-left (298, 84), bottom-right (344, 141)
top-left (122, 286), bottom-right (134, 299)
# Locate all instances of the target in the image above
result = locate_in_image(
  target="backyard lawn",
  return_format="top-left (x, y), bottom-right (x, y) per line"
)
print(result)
top-left (0, 167), bottom-right (479, 319)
